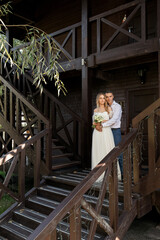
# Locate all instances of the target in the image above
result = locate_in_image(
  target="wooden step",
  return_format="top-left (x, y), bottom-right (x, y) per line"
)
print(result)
top-left (52, 138), bottom-right (59, 143)
top-left (56, 221), bottom-right (103, 240)
top-left (0, 220), bottom-right (33, 240)
top-left (52, 160), bottom-right (81, 170)
top-left (12, 208), bottom-right (47, 230)
top-left (52, 153), bottom-right (73, 159)
top-left (52, 145), bottom-right (66, 150)
top-left (37, 184), bottom-right (123, 216)
top-left (25, 195), bottom-right (59, 215)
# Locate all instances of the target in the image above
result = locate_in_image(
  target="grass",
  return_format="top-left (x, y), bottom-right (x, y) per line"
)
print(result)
top-left (0, 194), bottom-right (15, 214)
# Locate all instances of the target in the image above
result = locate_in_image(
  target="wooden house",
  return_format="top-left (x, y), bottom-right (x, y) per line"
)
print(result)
top-left (0, 0), bottom-right (160, 239)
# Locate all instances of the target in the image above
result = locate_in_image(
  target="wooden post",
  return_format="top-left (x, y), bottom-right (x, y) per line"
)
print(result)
top-left (148, 113), bottom-right (155, 176)
top-left (123, 145), bottom-right (132, 211)
top-left (81, 0), bottom-right (92, 168)
top-left (70, 204), bottom-right (81, 240)
top-left (45, 230), bottom-right (56, 240)
top-left (5, 29), bottom-right (13, 53)
top-left (158, 0), bottom-right (160, 97)
top-left (34, 138), bottom-right (41, 187)
top-left (109, 160), bottom-right (118, 231)
top-left (46, 125), bottom-right (52, 172)
top-left (141, 0), bottom-right (146, 42)
top-left (133, 137), bottom-right (140, 185)
top-left (19, 150), bottom-right (25, 201)
top-left (73, 120), bottom-right (78, 159)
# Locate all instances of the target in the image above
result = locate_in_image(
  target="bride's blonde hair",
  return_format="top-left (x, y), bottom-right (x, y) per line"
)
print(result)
top-left (96, 93), bottom-right (109, 112)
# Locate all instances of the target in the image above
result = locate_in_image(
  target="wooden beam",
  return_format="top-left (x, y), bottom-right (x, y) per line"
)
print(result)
top-left (95, 39), bottom-right (159, 66)
top-left (81, 197), bottom-right (113, 236)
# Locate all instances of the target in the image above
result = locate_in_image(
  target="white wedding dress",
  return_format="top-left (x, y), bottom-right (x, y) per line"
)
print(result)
top-left (91, 111), bottom-right (121, 182)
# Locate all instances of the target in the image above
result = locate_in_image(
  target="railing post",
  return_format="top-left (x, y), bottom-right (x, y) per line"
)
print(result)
top-left (72, 28), bottom-right (76, 59)
top-left (16, 97), bottom-right (21, 134)
top-left (73, 120), bottom-right (78, 159)
top-left (45, 229), bottom-right (57, 240)
top-left (52, 102), bottom-right (56, 138)
top-left (46, 126), bottom-right (52, 172)
top-left (19, 150), bottom-right (25, 201)
top-left (148, 113), bottom-right (155, 176)
top-left (4, 86), bottom-right (7, 121)
top-left (133, 134), bottom-right (140, 185)
top-left (141, 0), bottom-right (146, 42)
top-left (70, 203), bottom-right (81, 240)
top-left (34, 138), bottom-right (41, 187)
top-left (97, 18), bottom-right (101, 53)
top-left (123, 144), bottom-right (132, 211)
top-left (109, 159), bottom-right (118, 231)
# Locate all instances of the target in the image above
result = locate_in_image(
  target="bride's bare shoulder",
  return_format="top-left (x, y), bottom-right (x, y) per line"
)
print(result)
top-left (94, 108), bottom-right (98, 112)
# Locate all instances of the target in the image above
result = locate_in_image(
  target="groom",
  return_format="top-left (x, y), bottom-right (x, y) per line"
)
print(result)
top-left (96, 91), bottom-right (123, 177)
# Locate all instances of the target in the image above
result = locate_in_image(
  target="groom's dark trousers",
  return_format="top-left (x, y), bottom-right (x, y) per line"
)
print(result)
top-left (111, 128), bottom-right (123, 176)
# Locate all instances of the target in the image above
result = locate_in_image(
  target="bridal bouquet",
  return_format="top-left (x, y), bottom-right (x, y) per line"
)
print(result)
top-left (92, 114), bottom-right (104, 128)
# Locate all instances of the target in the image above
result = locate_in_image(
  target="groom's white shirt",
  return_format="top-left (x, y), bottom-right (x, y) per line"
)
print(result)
top-left (102, 100), bottom-right (122, 128)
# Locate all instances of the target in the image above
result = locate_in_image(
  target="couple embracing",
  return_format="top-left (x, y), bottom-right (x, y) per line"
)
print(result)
top-left (91, 91), bottom-right (123, 182)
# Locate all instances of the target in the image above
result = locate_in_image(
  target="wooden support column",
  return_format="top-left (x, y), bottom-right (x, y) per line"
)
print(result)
top-left (157, 0), bottom-right (160, 97)
top-left (5, 29), bottom-right (13, 53)
top-left (81, 0), bottom-right (92, 168)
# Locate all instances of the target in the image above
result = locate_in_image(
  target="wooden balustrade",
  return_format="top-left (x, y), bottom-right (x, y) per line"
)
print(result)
top-left (27, 129), bottom-right (137, 240)
top-left (132, 98), bottom-right (160, 195)
top-left (0, 128), bottom-right (50, 203)
top-left (0, 72), bottom-right (52, 172)
top-left (0, 58), bottom-right (84, 163)
top-left (8, 0), bottom-right (153, 70)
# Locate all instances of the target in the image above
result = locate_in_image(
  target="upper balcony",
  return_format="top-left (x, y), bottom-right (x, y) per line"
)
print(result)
top-left (11, 0), bottom-right (159, 72)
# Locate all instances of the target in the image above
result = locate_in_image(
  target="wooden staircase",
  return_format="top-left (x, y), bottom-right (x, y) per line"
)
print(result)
top-left (0, 56), bottom-right (160, 239)
top-left (0, 58), bottom-right (83, 171)
top-left (0, 169), bottom-right (131, 240)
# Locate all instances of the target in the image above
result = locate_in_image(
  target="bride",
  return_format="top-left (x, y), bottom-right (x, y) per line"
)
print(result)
top-left (91, 93), bottom-right (121, 182)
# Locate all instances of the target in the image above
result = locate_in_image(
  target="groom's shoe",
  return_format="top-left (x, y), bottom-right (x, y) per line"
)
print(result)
top-left (121, 174), bottom-right (123, 182)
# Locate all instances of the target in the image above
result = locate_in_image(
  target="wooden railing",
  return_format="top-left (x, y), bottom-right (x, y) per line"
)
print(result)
top-left (27, 129), bottom-right (138, 240)
top-left (0, 58), bottom-right (84, 163)
top-left (0, 71), bottom-right (52, 171)
top-left (0, 128), bottom-right (50, 204)
top-left (9, 0), bottom-right (156, 71)
top-left (132, 98), bottom-right (160, 195)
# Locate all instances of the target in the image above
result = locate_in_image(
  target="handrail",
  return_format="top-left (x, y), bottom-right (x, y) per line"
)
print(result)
top-left (132, 98), bottom-right (160, 127)
top-left (28, 129), bottom-right (137, 240)
top-left (0, 128), bottom-right (50, 202)
top-left (0, 75), bottom-right (49, 126)
top-left (132, 97), bottom-right (160, 194)
top-left (0, 128), bottom-right (49, 166)
top-left (0, 67), bottom-right (52, 171)
top-left (0, 54), bottom-right (83, 165)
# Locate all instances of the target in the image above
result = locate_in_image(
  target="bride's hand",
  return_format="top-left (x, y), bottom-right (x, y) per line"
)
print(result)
top-left (102, 120), bottom-right (107, 123)
top-left (108, 106), bottom-right (112, 112)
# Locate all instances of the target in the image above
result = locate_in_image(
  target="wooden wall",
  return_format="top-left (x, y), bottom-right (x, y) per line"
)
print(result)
top-left (54, 61), bottom-right (158, 134)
